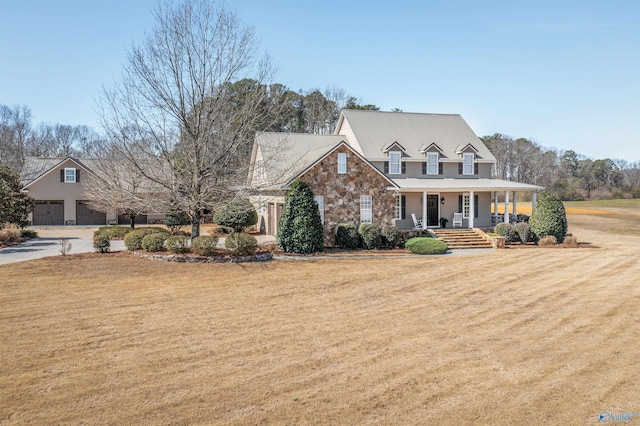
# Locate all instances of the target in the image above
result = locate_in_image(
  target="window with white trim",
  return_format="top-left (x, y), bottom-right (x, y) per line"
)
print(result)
top-left (389, 151), bottom-right (401, 174)
top-left (314, 195), bottom-right (324, 224)
top-left (395, 194), bottom-right (402, 220)
top-left (427, 152), bottom-right (438, 175)
top-left (462, 194), bottom-right (470, 219)
top-left (360, 195), bottom-right (372, 223)
top-left (463, 153), bottom-right (474, 175)
top-left (337, 153), bottom-right (347, 174)
top-left (64, 168), bottom-right (77, 183)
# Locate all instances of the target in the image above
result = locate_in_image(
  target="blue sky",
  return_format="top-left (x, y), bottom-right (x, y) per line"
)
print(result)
top-left (1, 0), bottom-right (639, 162)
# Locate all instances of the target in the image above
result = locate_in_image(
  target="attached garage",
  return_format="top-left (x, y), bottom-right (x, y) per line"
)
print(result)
top-left (76, 201), bottom-right (106, 225)
top-left (33, 200), bottom-right (64, 225)
top-left (118, 213), bottom-right (148, 226)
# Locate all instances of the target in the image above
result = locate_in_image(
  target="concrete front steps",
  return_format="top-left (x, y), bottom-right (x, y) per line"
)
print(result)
top-left (432, 228), bottom-right (493, 249)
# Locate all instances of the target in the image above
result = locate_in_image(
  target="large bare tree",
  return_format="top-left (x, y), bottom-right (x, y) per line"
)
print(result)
top-left (99, 0), bottom-right (282, 238)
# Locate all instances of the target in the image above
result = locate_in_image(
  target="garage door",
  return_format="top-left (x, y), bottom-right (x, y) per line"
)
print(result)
top-left (118, 213), bottom-right (147, 225)
top-left (33, 200), bottom-right (64, 225)
top-left (76, 201), bottom-right (106, 225)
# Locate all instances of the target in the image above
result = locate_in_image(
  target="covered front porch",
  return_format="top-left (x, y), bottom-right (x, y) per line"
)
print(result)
top-left (389, 178), bottom-right (545, 230)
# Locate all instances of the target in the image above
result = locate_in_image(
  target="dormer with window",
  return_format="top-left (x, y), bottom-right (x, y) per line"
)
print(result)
top-left (420, 143), bottom-right (444, 176)
top-left (455, 143), bottom-right (479, 176)
top-left (382, 141), bottom-right (407, 175)
top-left (61, 168), bottom-right (80, 183)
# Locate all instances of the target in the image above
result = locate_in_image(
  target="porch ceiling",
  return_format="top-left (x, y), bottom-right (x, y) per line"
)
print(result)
top-left (388, 178), bottom-right (545, 192)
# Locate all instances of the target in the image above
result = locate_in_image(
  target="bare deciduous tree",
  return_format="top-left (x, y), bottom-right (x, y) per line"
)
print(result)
top-left (99, 0), bottom-right (283, 238)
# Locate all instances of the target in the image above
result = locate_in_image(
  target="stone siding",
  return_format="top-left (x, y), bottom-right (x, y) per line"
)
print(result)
top-left (300, 145), bottom-right (396, 246)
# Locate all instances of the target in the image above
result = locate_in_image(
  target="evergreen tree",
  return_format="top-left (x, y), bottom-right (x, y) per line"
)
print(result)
top-left (0, 165), bottom-right (32, 228)
top-left (529, 192), bottom-right (568, 243)
top-left (277, 179), bottom-right (324, 253)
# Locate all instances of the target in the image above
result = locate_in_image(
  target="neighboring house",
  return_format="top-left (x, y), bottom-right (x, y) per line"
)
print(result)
top-left (20, 157), bottom-right (163, 226)
top-left (249, 110), bottom-right (544, 245)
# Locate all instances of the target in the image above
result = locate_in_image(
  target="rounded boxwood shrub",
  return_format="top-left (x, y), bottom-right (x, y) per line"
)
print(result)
top-left (358, 223), bottom-right (382, 250)
top-left (405, 237), bottom-right (448, 255)
top-left (93, 235), bottom-right (110, 253)
top-left (141, 232), bottom-right (168, 252)
top-left (529, 193), bottom-right (568, 243)
top-left (335, 223), bottom-right (360, 249)
top-left (21, 229), bottom-right (38, 238)
top-left (381, 225), bottom-right (399, 249)
top-left (192, 235), bottom-right (219, 256)
top-left (124, 227), bottom-right (170, 251)
top-left (494, 223), bottom-right (517, 243)
top-left (96, 226), bottom-right (130, 240)
top-left (166, 235), bottom-right (190, 253)
top-left (278, 180), bottom-right (324, 254)
top-left (513, 222), bottom-right (532, 244)
top-left (164, 210), bottom-right (190, 234)
top-left (213, 198), bottom-right (258, 233)
top-left (225, 232), bottom-right (258, 256)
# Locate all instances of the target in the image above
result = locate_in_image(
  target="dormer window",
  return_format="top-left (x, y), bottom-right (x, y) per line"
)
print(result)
top-left (427, 152), bottom-right (439, 175)
top-left (389, 151), bottom-right (401, 174)
top-left (337, 152), bottom-right (347, 174)
top-left (463, 153), bottom-right (474, 175)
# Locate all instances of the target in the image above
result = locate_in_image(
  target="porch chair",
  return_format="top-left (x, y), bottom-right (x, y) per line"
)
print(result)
top-left (411, 213), bottom-right (423, 230)
top-left (452, 212), bottom-right (463, 228)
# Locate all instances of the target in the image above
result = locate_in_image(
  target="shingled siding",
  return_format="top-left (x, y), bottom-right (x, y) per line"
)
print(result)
top-left (300, 145), bottom-right (396, 246)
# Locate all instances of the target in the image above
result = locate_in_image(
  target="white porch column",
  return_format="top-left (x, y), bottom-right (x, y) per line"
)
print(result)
top-left (469, 191), bottom-right (475, 229)
top-left (504, 191), bottom-right (510, 223)
top-left (512, 192), bottom-right (517, 217)
top-left (532, 191), bottom-right (537, 211)
top-left (422, 191), bottom-right (427, 229)
top-left (493, 192), bottom-right (499, 220)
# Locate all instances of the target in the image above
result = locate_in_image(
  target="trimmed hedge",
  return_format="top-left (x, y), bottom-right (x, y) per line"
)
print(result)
top-left (494, 223), bottom-right (517, 243)
top-left (213, 198), bottom-right (258, 232)
top-left (124, 227), bottom-right (169, 251)
top-left (166, 235), bottom-right (190, 253)
top-left (529, 193), bottom-right (568, 243)
top-left (513, 222), bottom-right (532, 244)
top-left (335, 223), bottom-right (360, 249)
top-left (141, 232), bottom-right (168, 252)
top-left (358, 223), bottom-right (382, 250)
top-left (93, 235), bottom-right (110, 253)
top-left (405, 237), bottom-right (448, 255)
top-left (192, 235), bottom-right (219, 256)
top-left (381, 225), bottom-right (399, 249)
top-left (95, 226), bottom-right (131, 240)
top-left (225, 232), bottom-right (258, 256)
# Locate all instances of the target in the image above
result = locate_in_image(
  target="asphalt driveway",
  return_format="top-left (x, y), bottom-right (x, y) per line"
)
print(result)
top-left (0, 226), bottom-right (125, 265)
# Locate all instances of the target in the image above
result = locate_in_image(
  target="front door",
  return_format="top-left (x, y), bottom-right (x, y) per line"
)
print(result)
top-left (427, 194), bottom-right (439, 227)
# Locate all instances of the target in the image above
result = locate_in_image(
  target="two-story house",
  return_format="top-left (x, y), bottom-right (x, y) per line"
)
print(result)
top-left (249, 109), bottom-right (544, 245)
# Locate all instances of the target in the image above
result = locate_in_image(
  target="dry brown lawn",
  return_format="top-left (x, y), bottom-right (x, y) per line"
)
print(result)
top-left (1, 208), bottom-right (639, 425)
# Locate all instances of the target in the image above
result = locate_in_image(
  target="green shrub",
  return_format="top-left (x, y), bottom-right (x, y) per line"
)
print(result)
top-left (335, 223), bottom-right (360, 249)
top-left (213, 198), bottom-right (258, 232)
top-left (141, 232), bottom-right (168, 252)
top-left (277, 179), bottom-right (324, 254)
top-left (192, 235), bottom-right (219, 256)
top-left (405, 237), bottom-right (448, 254)
top-left (21, 229), bottom-right (38, 238)
top-left (529, 193), bottom-right (568, 242)
top-left (494, 223), bottom-right (517, 243)
top-left (381, 225), bottom-right (399, 249)
top-left (165, 210), bottom-right (190, 234)
top-left (358, 223), bottom-right (382, 250)
top-left (95, 226), bottom-right (131, 240)
top-left (225, 232), bottom-right (258, 256)
top-left (166, 235), bottom-right (190, 253)
top-left (124, 227), bottom-right (169, 251)
top-left (93, 235), bottom-right (111, 253)
top-left (513, 222), bottom-right (532, 244)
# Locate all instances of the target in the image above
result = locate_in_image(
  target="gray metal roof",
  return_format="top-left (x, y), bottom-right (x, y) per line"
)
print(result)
top-left (390, 178), bottom-right (544, 192)
top-left (252, 132), bottom-right (347, 189)
top-left (337, 110), bottom-right (496, 162)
